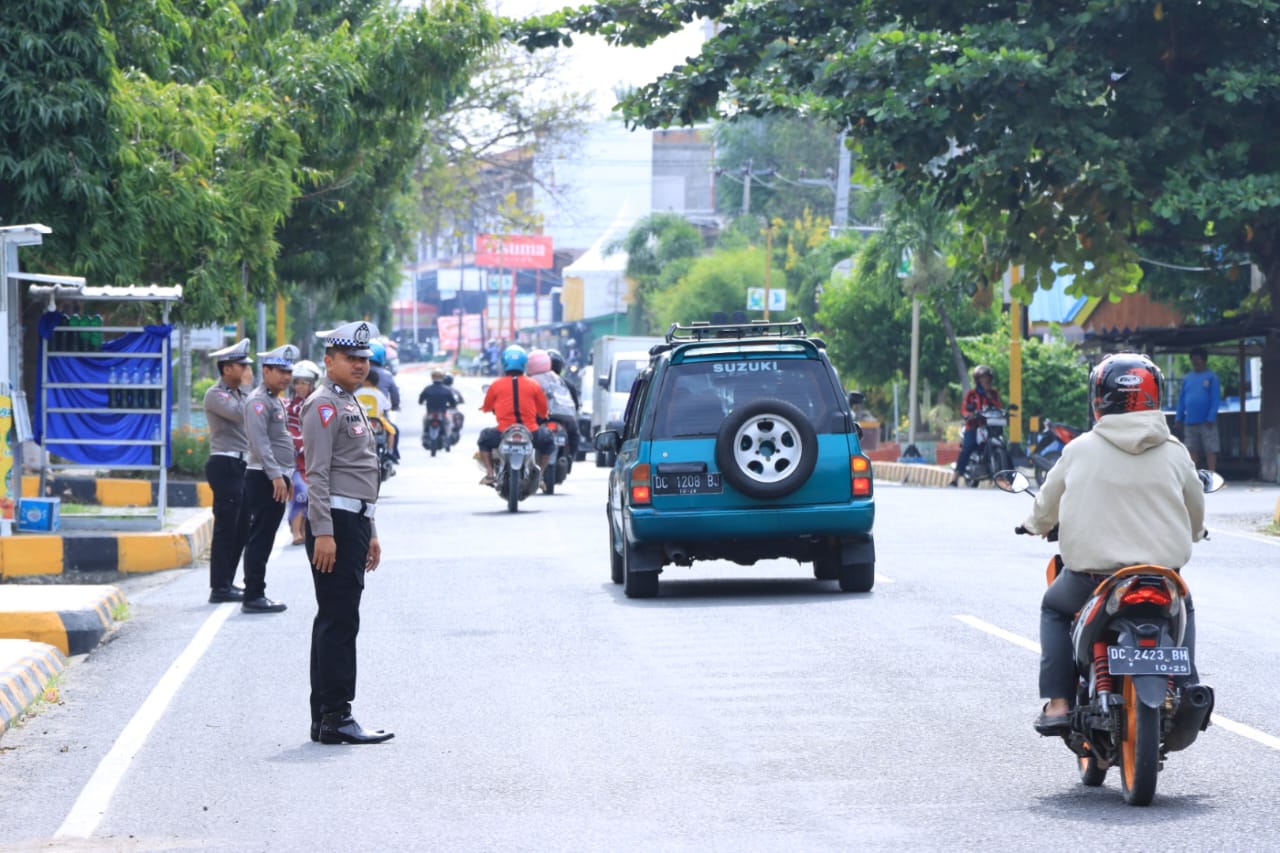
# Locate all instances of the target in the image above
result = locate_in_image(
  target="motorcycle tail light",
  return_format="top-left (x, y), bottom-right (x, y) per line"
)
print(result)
top-left (630, 463), bottom-right (651, 505)
top-left (850, 455), bottom-right (872, 497)
top-left (1120, 585), bottom-right (1173, 608)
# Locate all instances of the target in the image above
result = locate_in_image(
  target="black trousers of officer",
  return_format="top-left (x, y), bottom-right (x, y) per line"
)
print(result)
top-left (206, 455), bottom-right (250, 591)
top-left (242, 470), bottom-right (287, 600)
top-left (304, 509), bottom-right (370, 721)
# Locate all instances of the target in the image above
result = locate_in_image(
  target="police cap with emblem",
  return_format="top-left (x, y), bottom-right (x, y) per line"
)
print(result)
top-left (210, 338), bottom-right (253, 365)
top-left (257, 343), bottom-right (300, 369)
top-left (315, 321), bottom-right (378, 358)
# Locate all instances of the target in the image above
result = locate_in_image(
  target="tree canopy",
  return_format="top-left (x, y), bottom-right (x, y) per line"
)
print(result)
top-left (512, 0), bottom-right (1280, 475)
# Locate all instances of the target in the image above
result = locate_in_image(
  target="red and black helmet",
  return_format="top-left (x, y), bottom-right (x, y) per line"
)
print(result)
top-left (1090, 352), bottom-right (1164, 417)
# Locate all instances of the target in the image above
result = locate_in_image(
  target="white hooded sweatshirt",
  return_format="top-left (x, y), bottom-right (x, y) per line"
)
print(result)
top-left (1022, 409), bottom-right (1205, 573)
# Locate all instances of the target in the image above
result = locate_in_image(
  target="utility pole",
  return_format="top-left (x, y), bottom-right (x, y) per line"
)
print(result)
top-left (763, 226), bottom-right (772, 322)
top-left (834, 132), bottom-right (851, 229)
top-left (741, 159), bottom-right (753, 216)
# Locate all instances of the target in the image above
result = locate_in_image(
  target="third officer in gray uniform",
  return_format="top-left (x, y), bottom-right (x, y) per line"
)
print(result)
top-left (205, 338), bottom-right (254, 603)
top-left (241, 343), bottom-right (300, 614)
top-left (301, 321), bottom-right (392, 745)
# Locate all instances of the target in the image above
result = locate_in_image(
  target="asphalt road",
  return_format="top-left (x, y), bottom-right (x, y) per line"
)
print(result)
top-left (1, 370), bottom-right (1277, 852)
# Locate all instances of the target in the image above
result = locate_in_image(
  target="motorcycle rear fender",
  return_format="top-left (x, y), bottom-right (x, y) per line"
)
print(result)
top-left (1130, 674), bottom-right (1170, 709)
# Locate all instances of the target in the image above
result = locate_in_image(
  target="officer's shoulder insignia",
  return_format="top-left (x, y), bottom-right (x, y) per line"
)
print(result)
top-left (252, 401), bottom-right (266, 414)
top-left (318, 404), bottom-right (336, 427)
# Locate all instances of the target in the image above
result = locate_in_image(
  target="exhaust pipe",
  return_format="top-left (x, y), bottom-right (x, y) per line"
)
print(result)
top-left (1164, 684), bottom-right (1215, 752)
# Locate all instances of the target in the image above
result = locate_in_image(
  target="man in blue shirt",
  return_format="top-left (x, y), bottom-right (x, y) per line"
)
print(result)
top-left (1175, 347), bottom-right (1221, 472)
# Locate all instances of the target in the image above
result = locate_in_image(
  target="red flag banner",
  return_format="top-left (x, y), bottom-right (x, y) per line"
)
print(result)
top-left (475, 234), bottom-right (554, 269)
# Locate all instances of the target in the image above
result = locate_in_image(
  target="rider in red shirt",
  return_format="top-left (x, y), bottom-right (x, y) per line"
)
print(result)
top-left (477, 345), bottom-right (553, 484)
top-left (949, 364), bottom-right (1004, 486)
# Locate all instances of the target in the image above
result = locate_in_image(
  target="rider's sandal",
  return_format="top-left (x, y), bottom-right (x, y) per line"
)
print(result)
top-left (480, 474), bottom-right (496, 486)
top-left (1033, 704), bottom-right (1071, 736)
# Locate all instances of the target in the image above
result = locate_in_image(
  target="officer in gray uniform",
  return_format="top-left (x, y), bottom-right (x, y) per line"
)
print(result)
top-left (204, 338), bottom-right (254, 603)
top-left (301, 321), bottom-right (393, 745)
top-left (241, 343), bottom-right (300, 614)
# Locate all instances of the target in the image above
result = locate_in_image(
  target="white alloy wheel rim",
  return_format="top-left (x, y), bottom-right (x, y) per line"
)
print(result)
top-left (731, 412), bottom-right (804, 483)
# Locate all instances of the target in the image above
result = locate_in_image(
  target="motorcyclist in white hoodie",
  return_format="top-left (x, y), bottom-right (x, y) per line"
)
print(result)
top-left (1021, 352), bottom-right (1206, 735)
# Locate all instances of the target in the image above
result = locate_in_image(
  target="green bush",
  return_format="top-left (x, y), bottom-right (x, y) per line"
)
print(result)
top-left (192, 377), bottom-right (216, 403)
top-left (170, 426), bottom-right (210, 477)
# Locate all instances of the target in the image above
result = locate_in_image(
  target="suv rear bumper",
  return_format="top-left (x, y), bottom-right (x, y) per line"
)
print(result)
top-left (626, 501), bottom-right (874, 544)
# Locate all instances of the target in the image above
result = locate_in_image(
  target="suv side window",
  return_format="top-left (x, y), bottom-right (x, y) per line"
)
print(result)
top-left (621, 369), bottom-right (653, 440)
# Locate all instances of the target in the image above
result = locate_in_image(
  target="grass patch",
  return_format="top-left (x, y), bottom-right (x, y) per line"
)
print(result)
top-left (1258, 523), bottom-right (1280, 537)
top-left (110, 600), bottom-right (132, 622)
top-left (12, 673), bottom-right (66, 728)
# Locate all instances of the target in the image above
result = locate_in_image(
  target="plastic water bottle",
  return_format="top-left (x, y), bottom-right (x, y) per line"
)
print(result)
top-left (108, 367), bottom-right (119, 409)
top-left (150, 366), bottom-right (162, 408)
top-left (152, 422), bottom-right (162, 466)
top-left (123, 365), bottom-right (135, 409)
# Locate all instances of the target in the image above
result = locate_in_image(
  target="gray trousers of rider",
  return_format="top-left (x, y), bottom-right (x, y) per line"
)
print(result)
top-left (1039, 568), bottom-right (1198, 700)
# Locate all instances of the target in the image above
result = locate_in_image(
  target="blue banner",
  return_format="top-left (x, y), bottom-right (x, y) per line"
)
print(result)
top-left (34, 312), bottom-right (172, 467)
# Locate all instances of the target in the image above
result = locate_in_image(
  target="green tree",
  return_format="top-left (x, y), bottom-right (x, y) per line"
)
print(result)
top-left (650, 246), bottom-right (784, 328)
top-left (614, 212), bottom-right (704, 333)
top-left (512, 0), bottom-right (1280, 478)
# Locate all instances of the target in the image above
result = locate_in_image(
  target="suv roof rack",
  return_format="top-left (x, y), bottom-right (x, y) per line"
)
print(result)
top-left (665, 318), bottom-right (807, 343)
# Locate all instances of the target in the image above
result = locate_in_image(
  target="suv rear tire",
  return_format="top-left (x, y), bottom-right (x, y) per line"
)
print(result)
top-left (838, 562), bottom-right (875, 593)
top-left (609, 525), bottom-right (624, 585)
top-left (715, 399), bottom-right (818, 499)
top-left (623, 541), bottom-right (659, 598)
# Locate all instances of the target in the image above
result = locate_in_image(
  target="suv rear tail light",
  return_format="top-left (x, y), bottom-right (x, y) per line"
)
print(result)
top-left (630, 463), bottom-right (652, 505)
top-left (851, 455), bottom-right (872, 497)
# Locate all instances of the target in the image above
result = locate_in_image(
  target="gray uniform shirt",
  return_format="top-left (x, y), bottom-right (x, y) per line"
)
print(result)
top-left (302, 382), bottom-right (380, 538)
top-left (243, 384), bottom-right (293, 480)
top-left (203, 381), bottom-right (248, 454)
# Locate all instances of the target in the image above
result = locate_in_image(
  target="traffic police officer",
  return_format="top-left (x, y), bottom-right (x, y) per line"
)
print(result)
top-left (241, 343), bottom-right (300, 614)
top-left (302, 321), bottom-right (393, 745)
top-left (205, 338), bottom-right (253, 603)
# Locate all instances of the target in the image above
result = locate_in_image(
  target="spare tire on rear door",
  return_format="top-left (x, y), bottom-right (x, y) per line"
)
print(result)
top-left (715, 399), bottom-right (818, 499)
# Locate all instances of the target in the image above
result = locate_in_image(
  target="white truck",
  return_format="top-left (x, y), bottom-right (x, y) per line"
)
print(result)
top-left (590, 335), bottom-right (663, 464)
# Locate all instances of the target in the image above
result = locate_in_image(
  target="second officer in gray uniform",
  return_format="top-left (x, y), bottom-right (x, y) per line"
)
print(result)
top-left (241, 343), bottom-right (300, 613)
top-left (302, 321), bottom-right (392, 745)
top-left (204, 338), bottom-right (254, 603)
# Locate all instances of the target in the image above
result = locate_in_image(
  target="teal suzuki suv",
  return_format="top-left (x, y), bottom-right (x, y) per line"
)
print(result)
top-left (594, 318), bottom-right (875, 598)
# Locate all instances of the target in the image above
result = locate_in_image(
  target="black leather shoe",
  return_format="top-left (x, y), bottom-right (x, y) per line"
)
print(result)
top-left (209, 587), bottom-right (245, 603)
top-left (310, 722), bottom-right (320, 743)
top-left (318, 712), bottom-right (394, 745)
top-left (242, 597), bottom-right (287, 613)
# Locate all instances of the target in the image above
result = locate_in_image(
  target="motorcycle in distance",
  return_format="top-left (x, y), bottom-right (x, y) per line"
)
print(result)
top-left (483, 423), bottom-right (541, 512)
top-left (995, 468), bottom-right (1224, 806)
top-left (422, 410), bottom-right (448, 457)
top-left (962, 404), bottom-right (1019, 487)
top-left (1029, 418), bottom-right (1084, 487)
top-left (369, 418), bottom-right (396, 482)
top-left (540, 418), bottom-right (571, 495)
top-left (448, 410), bottom-right (464, 449)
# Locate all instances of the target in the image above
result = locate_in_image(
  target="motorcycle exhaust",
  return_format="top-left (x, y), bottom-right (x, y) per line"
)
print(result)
top-left (1164, 683), bottom-right (1215, 752)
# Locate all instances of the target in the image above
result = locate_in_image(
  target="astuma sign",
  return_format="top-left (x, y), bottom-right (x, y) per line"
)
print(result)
top-left (475, 234), bottom-right (553, 269)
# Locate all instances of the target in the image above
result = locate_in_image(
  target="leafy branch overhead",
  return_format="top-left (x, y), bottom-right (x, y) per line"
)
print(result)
top-left (509, 0), bottom-right (1280, 313)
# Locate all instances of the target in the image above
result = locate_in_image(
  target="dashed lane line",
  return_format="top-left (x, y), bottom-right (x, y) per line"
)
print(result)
top-left (954, 613), bottom-right (1280, 752)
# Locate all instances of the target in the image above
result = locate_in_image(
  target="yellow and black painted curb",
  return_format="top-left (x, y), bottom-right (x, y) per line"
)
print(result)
top-left (0, 511), bottom-right (213, 581)
top-left (22, 475), bottom-right (212, 508)
top-left (0, 586), bottom-right (125, 656)
top-left (0, 640), bottom-right (67, 734)
top-left (873, 461), bottom-right (958, 487)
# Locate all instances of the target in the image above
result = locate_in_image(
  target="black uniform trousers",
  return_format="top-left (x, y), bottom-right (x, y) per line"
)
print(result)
top-left (304, 509), bottom-right (370, 722)
top-left (242, 470), bottom-right (287, 600)
top-left (206, 455), bottom-right (250, 591)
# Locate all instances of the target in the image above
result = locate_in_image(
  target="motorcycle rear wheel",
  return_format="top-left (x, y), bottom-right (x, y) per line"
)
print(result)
top-left (1077, 754), bottom-right (1107, 787)
top-left (1120, 677), bottom-right (1161, 805)
top-left (506, 467), bottom-right (521, 512)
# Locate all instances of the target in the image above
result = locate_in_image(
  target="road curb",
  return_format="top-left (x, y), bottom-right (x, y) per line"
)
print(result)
top-left (0, 509), bottom-right (213, 581)
top-left (22, 475), bottom-right (213, 508)
top-left (873, 461), bottom-right (955, 487)
top-left (0, 585), bottom-right (125, 655)
top-left (0, 639), bottom-right (67, 735)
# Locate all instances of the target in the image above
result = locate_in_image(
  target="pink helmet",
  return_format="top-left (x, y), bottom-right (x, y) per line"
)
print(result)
top-left (526, 349), bottom-right (552, 375)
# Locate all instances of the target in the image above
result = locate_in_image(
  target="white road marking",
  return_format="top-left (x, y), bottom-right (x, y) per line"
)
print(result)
top-left (56, 527), bottom-right (292, 839)
top-left (954, 613), bottom-right (1280, 752)
top-left (1204, 527), bottom-right (1280, 547)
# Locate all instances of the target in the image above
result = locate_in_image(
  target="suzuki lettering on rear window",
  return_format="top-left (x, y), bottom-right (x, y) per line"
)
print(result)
top-left (712, 362), bottom-right (778, 373)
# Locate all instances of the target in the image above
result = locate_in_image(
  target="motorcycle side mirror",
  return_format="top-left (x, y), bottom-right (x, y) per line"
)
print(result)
top-left (594, 430), bottom-right (619, 453)
top-left (993, 469), bottom-right (1031, 493)
top-left (1198, 469), bottom-right (1226, 493)
top-left (597, 374), bottom-right (610, 390)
